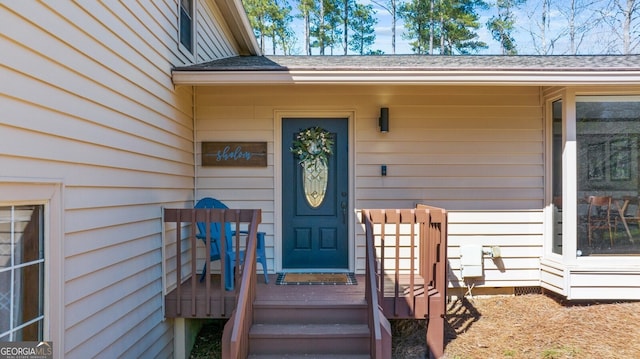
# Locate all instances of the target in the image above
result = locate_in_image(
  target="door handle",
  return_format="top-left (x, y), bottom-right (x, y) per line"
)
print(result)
top-left (341, 201), bottom-right (347, 224)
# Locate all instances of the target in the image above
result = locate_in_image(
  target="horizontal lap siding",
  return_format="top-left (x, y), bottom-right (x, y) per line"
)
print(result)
top-left (354, 210), bottom-right (544, 285)
top-left (1, 1), bottom-right (237, 358)
top-left (447, 211), bottom-right (544, 287)
top-left (357, 93), bottom-right (543, 210)
top-left (196, 85), bottom-right (545, 288)
top-left (540, 259), bottom-right (566, 294)
top-left (195, 99), bottom-right (276, 270)
top-left (196, 1), bottom-right (238, 60)
top-left (356, 87), bottom-right (544, 287)
top-left (568, 271), bottom-right (640, 300)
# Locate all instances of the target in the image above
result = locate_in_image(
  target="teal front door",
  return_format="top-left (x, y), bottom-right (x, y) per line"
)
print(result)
top-left (282, 118), bottom-right (349, 269)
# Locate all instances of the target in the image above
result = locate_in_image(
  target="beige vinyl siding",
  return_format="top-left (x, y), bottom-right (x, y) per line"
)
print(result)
top-left (540, 259), bottom-right (566, 294)
top-left (196, 0), bottom-right (239, 60)
top-left (195, 109), bottom-right (276, 270)
top-left (567, 271), bottom-right (640, 300)
top-left (542, 86), bottom-right (565, 99)
top-left (356, 86), bottom-right (544, 287)
top-left (0, 1), bottom-right (238, 357)
top-left (447, 211), bottom-right (543, 287)
top-left (195, 85), bottom-right (545, 287)
top-left (354, 210), bottom-right (544, 286)
top-left (356, 88), bottom-right (543, 210)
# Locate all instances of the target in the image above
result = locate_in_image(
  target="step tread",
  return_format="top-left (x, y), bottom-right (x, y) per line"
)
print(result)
top-left (248, 355), bottom-right (370, 359)
top-left (253, 303), bottom-right (368, 324)
top-left (250, 323), bottom-right (369, 338)
top-left (254, 300), bottom-right (367, 308)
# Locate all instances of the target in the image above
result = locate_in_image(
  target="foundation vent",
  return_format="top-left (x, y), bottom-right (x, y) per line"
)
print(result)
top-left (514, 286), bottom-right (542, 296)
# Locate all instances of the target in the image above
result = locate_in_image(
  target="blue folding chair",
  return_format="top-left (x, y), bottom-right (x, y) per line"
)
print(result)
top-left (195, 197), bottom-right (268, 290)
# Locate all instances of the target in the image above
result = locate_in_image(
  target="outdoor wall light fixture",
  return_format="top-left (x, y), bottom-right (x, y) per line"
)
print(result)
top-left (379, 107), bottom-right (389, 133)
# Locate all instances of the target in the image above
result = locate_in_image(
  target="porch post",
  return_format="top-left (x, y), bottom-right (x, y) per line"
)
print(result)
top-left (173, 318), bottom-right (204, 359)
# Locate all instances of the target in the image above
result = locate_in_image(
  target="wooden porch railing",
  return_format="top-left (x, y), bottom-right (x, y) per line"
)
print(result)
top-left (163, 208), bottom-right (261, 321)
top-left (362, 205), bottom-right (448, 359)
top-left (363, 211), bottom-right (388, 359)
top-left (222, 210), bottom-right (260, 358)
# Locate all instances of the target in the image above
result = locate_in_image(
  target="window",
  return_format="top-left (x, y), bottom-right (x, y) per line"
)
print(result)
top-left (576, 96), bottom-right (640, 256)
top-left (0, 205), bottom-right (44, 341)
top-left (552, 100), bottom-right (563, 255)
top-left (179, 0), bottom-right (194, 53)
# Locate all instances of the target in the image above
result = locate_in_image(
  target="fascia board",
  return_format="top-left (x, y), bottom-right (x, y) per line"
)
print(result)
top-left (214, 0), bottom-right (261, 55)
top-left (173, 71), bottom-right (295, 84)
top-left (172, 70), bottom-right (640, 86)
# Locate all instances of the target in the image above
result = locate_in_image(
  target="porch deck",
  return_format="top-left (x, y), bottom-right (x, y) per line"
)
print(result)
top-left (164, 273), bottom-right (428, 319)
top-left (163, 206), bottom-right (446, 357)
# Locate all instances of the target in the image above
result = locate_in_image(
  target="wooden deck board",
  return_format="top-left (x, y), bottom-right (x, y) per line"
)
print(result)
top-left (165, 274), bottom-right (426, 319)
top-left (164, 274), bottom-right (238, 318)
top-left (256, 274), bottom-right (365, 304)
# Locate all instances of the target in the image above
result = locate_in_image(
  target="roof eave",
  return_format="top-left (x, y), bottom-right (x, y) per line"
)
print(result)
top-left (172, 70), bottom-right (640, 86)
top-left (214, 0), bottom-right (261, 56)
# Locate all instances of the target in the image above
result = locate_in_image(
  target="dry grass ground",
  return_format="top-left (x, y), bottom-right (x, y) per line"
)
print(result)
top-left (190, 293), bottom-right (640, 359)
top-left (395, 293), bottom-right (640, 359)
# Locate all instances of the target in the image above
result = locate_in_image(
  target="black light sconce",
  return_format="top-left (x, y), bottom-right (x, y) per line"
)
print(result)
top-left (379, 107), bottom-right (389, 133)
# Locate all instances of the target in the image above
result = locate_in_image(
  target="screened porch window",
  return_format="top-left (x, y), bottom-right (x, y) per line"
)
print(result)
top-left (576, 96), bottom-right (640, 256)
top-left (0, 205), bottom-right (44, 341)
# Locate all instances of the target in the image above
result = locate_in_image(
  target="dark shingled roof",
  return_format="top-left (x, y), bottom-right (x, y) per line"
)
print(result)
top-left (175, 55), bottom-right (640, 72)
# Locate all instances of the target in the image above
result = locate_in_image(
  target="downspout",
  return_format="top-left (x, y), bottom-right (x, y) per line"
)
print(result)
top-left (192, 0), bottom-right (198, 201)
top-left (160, 205), bottom-right (166, 319)
top-left (193, 85), bottom-right (198, 204)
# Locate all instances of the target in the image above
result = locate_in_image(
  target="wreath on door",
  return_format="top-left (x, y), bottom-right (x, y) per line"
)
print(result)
top-left (290, 126), bottom-right (334, 167)
top-left (290, 126), bottom-right (334, 207)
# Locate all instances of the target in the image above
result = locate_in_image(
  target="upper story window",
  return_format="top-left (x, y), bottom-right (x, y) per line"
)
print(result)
top-left (179, 0), bottom-right (194, 53)
top-left (0, 205), bottom-right (45, 341)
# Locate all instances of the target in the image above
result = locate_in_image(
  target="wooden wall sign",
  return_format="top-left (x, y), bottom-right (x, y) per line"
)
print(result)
top-left (202, 142), bottom-right (267, 167)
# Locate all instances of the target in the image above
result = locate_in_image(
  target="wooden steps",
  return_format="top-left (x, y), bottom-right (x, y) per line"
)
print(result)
top-left (248, 355), bottom-right (370, 359)
top-left (247, 300), bottom-right (372, 357)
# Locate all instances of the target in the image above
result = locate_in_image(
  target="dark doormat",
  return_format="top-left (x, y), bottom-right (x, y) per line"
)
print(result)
top-left (276, 272), bottom-right (357, 285)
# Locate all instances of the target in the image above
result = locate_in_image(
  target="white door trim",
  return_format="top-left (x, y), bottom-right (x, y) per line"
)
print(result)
top-left (273, 109), bottom-right (356, 273)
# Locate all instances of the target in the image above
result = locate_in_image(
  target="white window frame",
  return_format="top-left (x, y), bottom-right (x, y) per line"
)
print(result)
top-left (546, 89), bottom-right (640, 268)
top-left (0, 180), bottom-right (62, 358)
top-left (0, 204), bottom-right (45, 341)
top-left (178, 0), bottom-right (196, 60)
top-left (544, 95), bottom-right (565, 261)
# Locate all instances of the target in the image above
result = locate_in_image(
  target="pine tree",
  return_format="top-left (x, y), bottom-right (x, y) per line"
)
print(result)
top-left (243, 0), bottom-right (295, 54)
top-left (338, 0), bottom-right (356, 54)
top-left (349, 3), bottom-right (378, 54)
top-left (486, 0), bottom-right (524, 54)
top-left (443, 0), bottom-right (488, 54)
top-left (297, 0), bottom-right (317, 55)
top-left (400, 0), bottom-right (486, 54)
top-left (371, 0), bottom-right (401, 54)
top-left (271, 0), bottom-right (297, 54)
top-left (309, 0), bottom-right (341, 54)
top-left (399, 0), bottom-right (432, 53)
